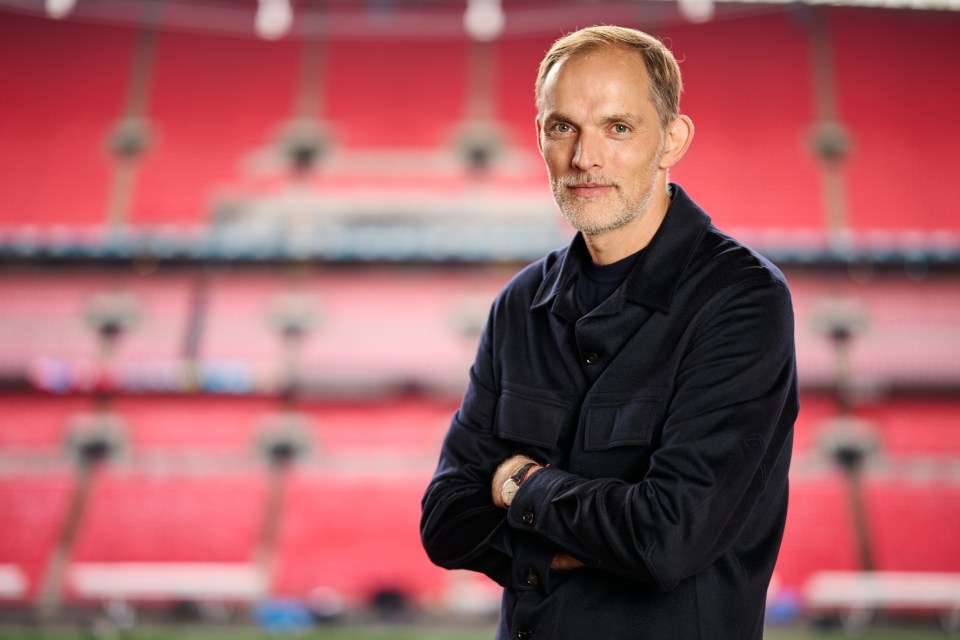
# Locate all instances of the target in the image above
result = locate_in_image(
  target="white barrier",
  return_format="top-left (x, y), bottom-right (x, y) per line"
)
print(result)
top-left (805, 571), bottom-right (960, 635)
top-left (0, 565), bottom-right (27, 600)
top-left (68, 563), bottom-right (265, 602)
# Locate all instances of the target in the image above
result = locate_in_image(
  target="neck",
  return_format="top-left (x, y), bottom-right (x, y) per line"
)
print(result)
top-left (583, 183), bottom-right (671, 265)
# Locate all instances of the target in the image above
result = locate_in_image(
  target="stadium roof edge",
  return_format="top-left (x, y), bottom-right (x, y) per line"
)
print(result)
top-left (0, 0), bottom-right (957, 43)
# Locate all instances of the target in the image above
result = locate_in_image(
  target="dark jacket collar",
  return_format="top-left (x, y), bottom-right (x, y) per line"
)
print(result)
top-left (531, 183), bottom-right (712, 315)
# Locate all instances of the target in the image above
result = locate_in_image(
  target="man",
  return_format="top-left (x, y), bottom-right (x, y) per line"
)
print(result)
top-left (421, 25), bottom-right (798, 640)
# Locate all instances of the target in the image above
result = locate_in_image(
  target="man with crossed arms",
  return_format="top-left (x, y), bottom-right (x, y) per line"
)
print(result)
top-left (422, 25), bottom-right (798, 640)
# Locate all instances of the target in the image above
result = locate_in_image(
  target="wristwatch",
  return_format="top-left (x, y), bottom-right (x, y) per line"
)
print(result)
top-left (501, 462), bottom-right (538, 507)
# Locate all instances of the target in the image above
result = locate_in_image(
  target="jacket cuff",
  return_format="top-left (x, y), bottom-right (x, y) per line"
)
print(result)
top-left (506, 465), bottom-right (572, 532)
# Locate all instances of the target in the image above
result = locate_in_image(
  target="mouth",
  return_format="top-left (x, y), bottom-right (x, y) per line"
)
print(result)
top-left (567, 183), bottom-right (614, 198)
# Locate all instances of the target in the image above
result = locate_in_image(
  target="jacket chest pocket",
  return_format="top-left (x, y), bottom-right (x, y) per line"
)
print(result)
top-left (576, 389), bottom-right (670, 479)
top-left (494, 383), bottom-right (570, 455)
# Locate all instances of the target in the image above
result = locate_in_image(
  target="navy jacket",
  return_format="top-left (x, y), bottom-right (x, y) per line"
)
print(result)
top-left (421, 185), bottom-right (799, 639)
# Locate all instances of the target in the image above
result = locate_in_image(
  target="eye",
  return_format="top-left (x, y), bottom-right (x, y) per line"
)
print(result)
top-left (612, 123), bottom-right (630, 134)
top-left (551, 122), bottom-right (573, 134)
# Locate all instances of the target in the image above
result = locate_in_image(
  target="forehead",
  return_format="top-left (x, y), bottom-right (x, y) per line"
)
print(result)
top-left (540, 46), bottom-right (654, 114)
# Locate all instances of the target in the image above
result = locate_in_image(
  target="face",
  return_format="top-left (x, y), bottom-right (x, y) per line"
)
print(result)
top-left (537, 47), bottom-right (668, 236)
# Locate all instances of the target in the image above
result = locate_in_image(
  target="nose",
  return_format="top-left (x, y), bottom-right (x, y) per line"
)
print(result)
top-left (572, 129), bottom-right (602, 172)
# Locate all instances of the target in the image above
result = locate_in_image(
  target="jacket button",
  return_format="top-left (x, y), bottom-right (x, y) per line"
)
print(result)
top-left (584, 352), bottom-right (599, 365)
top-left (517, 630), bottom-right (533, 640)
top-left (521, 510), bottom-right (535, 525)
top-left (525, 569), bottom-right (539, 587)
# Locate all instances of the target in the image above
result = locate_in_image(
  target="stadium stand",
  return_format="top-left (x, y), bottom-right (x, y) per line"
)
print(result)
top-left (831, 8), bottom-right (960, 233)
top-left (666, 11), bottom-right (824, 232)
top-left (272, 468), bottom-right (447, 604)
top-left (69, 468), bottom-right (266, 566)
top-left (323, 40), bottom-right (469, 150)
top-left (0, 471), bottom-right (74, 601)
top-left (0, 1), bottom-right (958, 629)
top-left (0, 396), bottom-right (92, 453)
top-left (297, 397), bottom-right (457, 458)
top-left (0, 271), bottom-right (189, 379)
top-left (0, 13), bottom-right (133, 226)
top-left (111, 396), bottom-right (277, 454)
top-left (131, 30), bottom-right (300, 226)
top-left (774, 470), bottom-right (861, 590)
top-left (856, 399), bottom-right (960, 459)
top-left (864, 476), bottom-right (960, 573)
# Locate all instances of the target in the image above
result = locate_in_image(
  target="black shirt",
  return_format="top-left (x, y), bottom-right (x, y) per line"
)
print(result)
top-left (577, 247), bottom-right (643, 315)
top-left (422, 184), bottom-right (799, 640)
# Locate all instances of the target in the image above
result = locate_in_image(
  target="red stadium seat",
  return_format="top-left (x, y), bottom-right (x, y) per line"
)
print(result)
top-left (272, 468), bottom-right (447, 603)
top-left (864, 476), bottom-right (960, 573)
top-left (0, 13), bottom-right (133, 226)
top-left (831, 8), bottom-right (960, 233)
top-left (70, 468), bottom-right (266, 565)
top-left (776, 471), bottom-right (860, 589)
top-left (0, 471), bottom-right (74, 601)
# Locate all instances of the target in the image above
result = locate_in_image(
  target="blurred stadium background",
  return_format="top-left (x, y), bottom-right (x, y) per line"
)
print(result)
top-left (0, 0), bottom-right (958, 638)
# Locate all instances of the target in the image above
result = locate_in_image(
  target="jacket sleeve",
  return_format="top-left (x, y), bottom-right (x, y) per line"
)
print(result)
top-left (420, 304), bottom-right (556, 588)
top-left (505, 277), bottom-right (799, 591)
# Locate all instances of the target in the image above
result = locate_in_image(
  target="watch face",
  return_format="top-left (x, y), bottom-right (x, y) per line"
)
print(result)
top-left (501, 480), bottom-right (519, 506)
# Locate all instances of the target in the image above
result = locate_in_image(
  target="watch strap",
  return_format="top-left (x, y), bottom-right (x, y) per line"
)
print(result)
top-left (509, 462), bottom-right (538, 488)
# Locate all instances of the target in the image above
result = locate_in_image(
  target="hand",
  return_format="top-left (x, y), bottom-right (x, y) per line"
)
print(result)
top-left (491, 454), bottom-right (540, 509)
top-left (550, 553), bottom-right (585, 571)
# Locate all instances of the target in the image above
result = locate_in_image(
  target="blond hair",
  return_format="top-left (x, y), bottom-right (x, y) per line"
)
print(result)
top-left (535, 26), bottom-right (683, 131)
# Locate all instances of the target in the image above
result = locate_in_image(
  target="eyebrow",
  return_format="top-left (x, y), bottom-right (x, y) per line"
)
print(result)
top-left (543, 111), bottom-right (646, 127)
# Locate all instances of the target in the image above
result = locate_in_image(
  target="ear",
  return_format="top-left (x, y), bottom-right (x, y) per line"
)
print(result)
top-left (659, 114), bottom-right (694, 170)
top-left (535, 115), bottom-right (545, 156)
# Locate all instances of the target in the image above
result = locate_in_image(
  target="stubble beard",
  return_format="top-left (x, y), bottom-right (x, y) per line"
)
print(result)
top-left (550, 150), bottom-right (663, 236)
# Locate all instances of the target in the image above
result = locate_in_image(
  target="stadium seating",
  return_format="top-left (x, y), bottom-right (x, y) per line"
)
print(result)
top-left (775, 470), bottom-right (860, 590)
top-left (131, 30), bottom-right (300, 225)
top-left (864, 476), bottom-right (960, 572)
top-left (112, 396), bottom-right (278, 454)
top-left (323, 40), bottom-right (469, 149)
top-left (831, 8), bottom-right (960, 233)
top-left (789, 275), bottom-right (960, 389)
top-left (856, 399), bottom-right (960, 460)
top-left (69, 468), bottom-right (266, 566)
top-left (0, 13), bottom-right (133, 226)
top-left (666, 11), bottom-right (823, 232)
top-left (5, 269), bottom-right (958, 394)
top-left (0, 271), bottom-right (190, 378)
top-left (298, 398), bottom-right (457, 458)
top-left (0, 2), bottom-right (958, 624)
top-left (271, 468), bottom-right (447, 604)
top-left (199, 269), bottom-right (504, 391)
top-left (0, 395), bottom-right (92, 453)
top-left (3, 7), bottom-right (958, 234)
top-left (0, 471), bottom-right (74, 601)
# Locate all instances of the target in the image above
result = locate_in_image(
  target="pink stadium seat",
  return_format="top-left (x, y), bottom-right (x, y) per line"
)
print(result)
top-left (0, 395), bottom-right (92, 452)
top-left (665, 12), bottom-right (823, 232)
top-left (831, 8), bottom-right (960, 232)
top-left (323, 40), bottom-right (468, 149)
top-left (272, 469), bottom-right (447, 602)
top-left (0, 13), bottom-right (132, 226)
top-left (789, 275), bottom-right (960, 388)
top-left (0, 272), bottom-right (190, 374)
top-left (71, 469), bottom-right (266, 564)
top-left (776, 471), bottom-right (860, 589)
top-left (202, 270), bottom-right (506, 387)
top-left (112, 395), bottom-right (277, 454)
top-left (302, 398), bottom-right (456, 458)
top-left (856, 399), bottom-right (960, 459)
top-left (0, 471), bottom-right (74, 600)
top-left (864, 476), bottom-right (960, 572)
top-left (495, 36), bottom-right (553, 151)
top-left (130, 30), bottom-right (299, 225)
